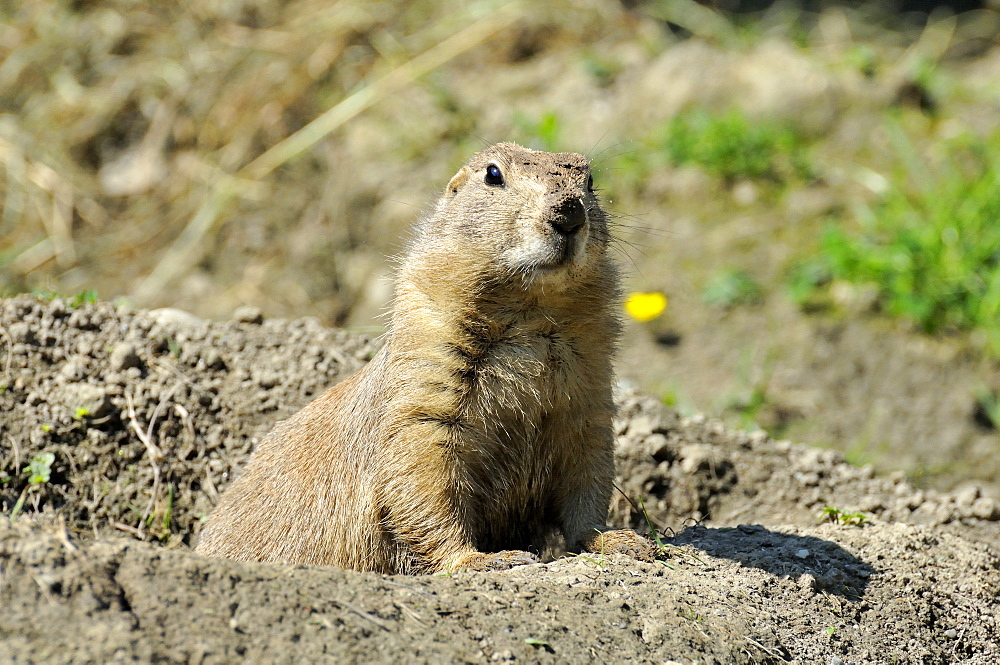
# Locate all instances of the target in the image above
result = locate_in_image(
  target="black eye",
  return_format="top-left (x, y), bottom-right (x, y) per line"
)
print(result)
top-left (587, 174), bottom-right (594, 192)
top-left (485, 164), bottom-right (504, 186)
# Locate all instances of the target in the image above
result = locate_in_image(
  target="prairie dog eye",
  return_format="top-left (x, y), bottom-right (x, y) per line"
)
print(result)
top-left (485, 164), bottom-right (504, 186)
top-left (587, 174), bottom-right (594, 192)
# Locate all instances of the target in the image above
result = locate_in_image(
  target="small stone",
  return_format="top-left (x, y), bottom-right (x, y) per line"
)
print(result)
top-left (233, 306), bottom-right (264, 324)
top-left (953, 485), bottom-right (980, 508)
top-left (971, 497), bottom-right (999, 521)
top-left (643, 433), bottom-right (671, 460)
top-left (59, 358), bottom-right (88, 381)
top-left (8, 322), bottom-right (36, 344)
top-left (109, 343), bottom-right (142, 371)
top-left (679, 444), bottom-right (716, 474)
top-left (147, 308), bottom-right (204, 330)
top-left (907, 490), bottom-right (925, 510)
top-left (202, 348), bottom-right (226, 370)
top-left (796, 471), bottom-right (821, 487)
top-left (795, 549), bottom-right (810, 559)
top-left (944, 628), bottom-right (958, 639)
top-left (58, 383), bottom-right (112, 419)
top-left (737, 524), bottom-right (764, 534)
top-left (828, 657), bottom-right (844, 665)
top-left (255, 370), bottom-right (279, 390)
top-left (797, 574), bottom-right (818, 595)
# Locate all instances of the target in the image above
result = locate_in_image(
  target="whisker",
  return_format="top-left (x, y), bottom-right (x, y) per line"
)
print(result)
top-left (586, 130), bottom-right (612, 158)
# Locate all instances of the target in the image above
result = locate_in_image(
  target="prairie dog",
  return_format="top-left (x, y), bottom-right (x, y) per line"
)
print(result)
top-left (195, 142), bottom-right (650, 573)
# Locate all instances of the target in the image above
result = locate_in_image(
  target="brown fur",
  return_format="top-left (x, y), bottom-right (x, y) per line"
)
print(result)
top-left (195, 143), bottom-right (650, 573)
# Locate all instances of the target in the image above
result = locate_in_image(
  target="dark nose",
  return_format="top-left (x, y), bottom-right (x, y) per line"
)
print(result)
top-left (551, 197), bottom-right (585, 236)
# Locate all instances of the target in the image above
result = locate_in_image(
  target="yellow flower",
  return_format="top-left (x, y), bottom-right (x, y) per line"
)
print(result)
top-left (625, 292), bottom-right (668, 322)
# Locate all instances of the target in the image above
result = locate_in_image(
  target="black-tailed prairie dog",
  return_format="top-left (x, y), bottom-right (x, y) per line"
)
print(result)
top-left (196, 142), bottom-right (651, 573)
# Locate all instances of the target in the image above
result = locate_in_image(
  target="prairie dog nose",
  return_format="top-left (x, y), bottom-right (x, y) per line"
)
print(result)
top-left (551, 197), bottom-right (585, 236)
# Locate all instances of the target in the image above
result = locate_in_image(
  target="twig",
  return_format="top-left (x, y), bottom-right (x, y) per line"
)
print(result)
top-left (392, 600), bottom-right (428, 627)
top-left (950, 625), bottom-right (967, 658)
top-left (9, 434), bottom-right (20, 477)
top-left (133, 2), bottom-right (523, 304)
top-left (125, 392), bottom-right (162, 527)
top-left (333, 599), bottom-right (391, 632)
top-left (111, 520), bottom-right (145, 539)
top-left (0, 325), bottom-right (12, 385)
top-left (27, 161), bottom-right (76, 267)
top-left (56, 516), bottom-right (78, 552)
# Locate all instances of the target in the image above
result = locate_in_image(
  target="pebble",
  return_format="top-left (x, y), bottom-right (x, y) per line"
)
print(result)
top-left (147, 308), bottom-right (204, 333)
top-left (7, 322), bottom-right (36, 344)
top-left (679, 444), bottom-right (716, 473)
top-left (971, 497), bottom-right (999, 521)
top-left (233, 306), bottom-right (264, 324)
top-left (795, 549), bottom-right (810, 559)
top-left (797, 574), bottom-right (818, 595)
top-left (58, 383), bottom-right (112, 419)
top-left (59, 358), bottom-right (88, 381)
top-left (944, 628), bottom-right (958, 638)
top-left (109, 343), bottom-right (142, 371)
top-left (953, 485), bottom-right (980, 508)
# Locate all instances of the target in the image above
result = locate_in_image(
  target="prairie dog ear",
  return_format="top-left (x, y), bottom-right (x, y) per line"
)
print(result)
top-left (445, 166), bottom-right (472, 198)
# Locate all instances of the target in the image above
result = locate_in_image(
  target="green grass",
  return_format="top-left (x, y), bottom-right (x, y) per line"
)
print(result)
top-left (602, 108), bottom-right (813, 204)
top-left (702, 270), bottom-right (763, 308)
top-left (31, 289), bottom-right (99, 308)
top-left (10, 452), bottom-right (55, 521)
top-left (658, 109), bottom-right (812, 182)
top-left (512, 110), bottom-right (563, 152)
top-left (821, 505), bottom-right (867, 527)
top-left (790, 126), bottom-right (1000, 354)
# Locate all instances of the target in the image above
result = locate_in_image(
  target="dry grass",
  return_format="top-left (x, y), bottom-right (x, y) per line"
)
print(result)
top-left (0, 0), bottom-right (627, 321)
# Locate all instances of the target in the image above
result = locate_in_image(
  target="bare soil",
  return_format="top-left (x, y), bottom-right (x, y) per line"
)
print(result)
top-left (2, 296), bottom-right (998, 664)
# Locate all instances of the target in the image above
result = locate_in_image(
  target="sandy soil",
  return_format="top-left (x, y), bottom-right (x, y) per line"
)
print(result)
top-left (1, 295), bottom-right (998, 664)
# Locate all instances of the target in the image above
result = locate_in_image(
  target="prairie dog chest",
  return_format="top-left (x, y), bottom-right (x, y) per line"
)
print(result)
top-left (465, 322), bottom-right (587, 423)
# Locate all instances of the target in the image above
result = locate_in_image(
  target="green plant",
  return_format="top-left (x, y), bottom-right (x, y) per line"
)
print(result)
top-left (702, 270), bottom-right (763, 308)
top-left (974, 389), bottom-right (1000, 430)
top-left (582, 53), bottom-right (623, 87)
top-left (512, 110), bottom-right (563, 152)
top-left (25, 453), bottom-right (54, 484)
top-left (31, 289), bottom-right (98, 308)
top-left (637, 495), bottom-right (667, 554)
top-left (680, 605), bottom-right (703, 622)
top-left (523, 637), bottom-right (553, 653)
top-left (786, 256), bottom-right (833, 310)
top-left (792, 127), bottom-right (1000, 354)
top-left (158, 485), bottom-right (175, 543)
top-left (74, 407), bottom-right (90, 421)
top-left (69, 289), bottom-right (99, 307)
top-left (821, 505), bottom-right (867, 527)
top-left (10, 452), bottom-right (55, 521)
top-left (659, 109), bottom-right (812, 181)
top-left (570, 526), bottom-right (612, 569)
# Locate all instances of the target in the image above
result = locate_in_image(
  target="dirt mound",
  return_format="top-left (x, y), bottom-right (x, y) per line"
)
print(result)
top-left (2, 296), bottom-right (999, 663)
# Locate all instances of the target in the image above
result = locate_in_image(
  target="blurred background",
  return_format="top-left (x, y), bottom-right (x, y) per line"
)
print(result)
top-left (3, 0), bottom-right (1000, 494)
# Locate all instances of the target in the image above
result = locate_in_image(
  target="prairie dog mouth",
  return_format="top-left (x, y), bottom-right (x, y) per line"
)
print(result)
top-left (505, 219), bottom-right (589, 276)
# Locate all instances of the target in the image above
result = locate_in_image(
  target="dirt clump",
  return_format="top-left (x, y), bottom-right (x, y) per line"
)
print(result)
top-left (2, 296), bottom-right (999, 663)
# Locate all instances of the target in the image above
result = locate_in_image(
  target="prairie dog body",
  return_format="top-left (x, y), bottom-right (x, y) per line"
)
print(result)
top-left (195, 143), bottom-right (649, 573)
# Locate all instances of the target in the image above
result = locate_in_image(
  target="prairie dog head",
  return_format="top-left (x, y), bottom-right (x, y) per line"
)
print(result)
top-left (410, 143), bottom-right (611, 294)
